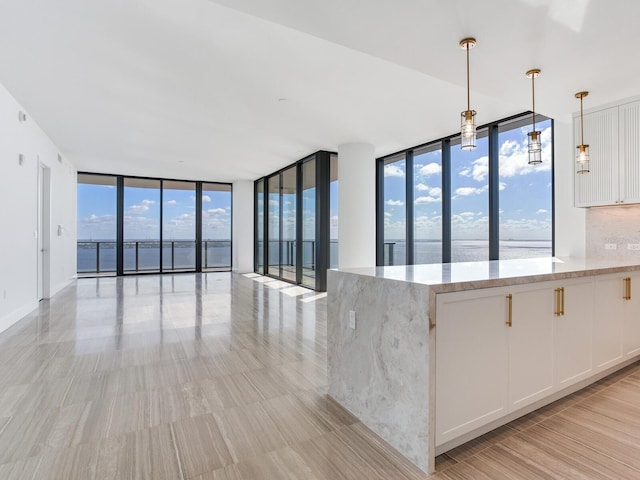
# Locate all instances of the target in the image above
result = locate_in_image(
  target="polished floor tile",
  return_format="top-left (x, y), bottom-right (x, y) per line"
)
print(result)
top-left (1, 272), bottom-right (640, 479)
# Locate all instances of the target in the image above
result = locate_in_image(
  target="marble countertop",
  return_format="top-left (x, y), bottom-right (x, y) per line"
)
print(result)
top-left (331, 257), bottom-right (640, 293)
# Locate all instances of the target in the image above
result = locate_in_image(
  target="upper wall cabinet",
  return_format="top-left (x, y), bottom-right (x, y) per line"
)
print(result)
top-left (575, 99), bottom-right (640, 207)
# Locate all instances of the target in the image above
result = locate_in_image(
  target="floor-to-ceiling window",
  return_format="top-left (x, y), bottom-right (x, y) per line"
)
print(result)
top-left (255, 179), bottom-right (265, 275)
top-left (498, 117), bottom-right (553, 259)
top-left (202, 183), bottom-right (232, 270)
top-left (376, 112), bottom-right (553, 265)
top-left (281, 166), bottom-right (297, 282)
top-left (124, 178), bottom-right (161, 273)
top-left (162, 180), bottom-right (196, 272)
top-left (413, 143), bottom-right (443, 264)
top-left (382, 154), bottom-right (407, 266)
top-left (301, 158), bottom-right (316, 288)
top-left (254, 151), bottom-right (334, 291)
top-left (450, 129), bottom-right (489, 262)
top-left (267, 175), bottom-right (281, 277)
top-left (77, 174), bottom-right (117, 275)
top-left (77, 174), bottom-right (232, 276)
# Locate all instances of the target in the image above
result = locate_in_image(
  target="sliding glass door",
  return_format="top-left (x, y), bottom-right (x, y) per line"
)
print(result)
top-left (77, 174), bottom-right (232, 276)
top-left (162, 180), bottom-right (196, 272)
top-left (123, 178), bottom-right (161, 273)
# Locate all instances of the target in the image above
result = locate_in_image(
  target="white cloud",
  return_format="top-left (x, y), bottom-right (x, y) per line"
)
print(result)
top-left (459, 156), bottom-right (489, 182)
top-left (166, 200), bottom-right (177, 205)
top-left (384, 164), bottom-right (405, 177)
top-left (128, 204), bottom-right (149, 214)
top-left (499, 182), bottom-right (507, 191)
top-left (416, 183), bottom-right (429, 191)
top-left (415, 187), bottom-right (442, 204)
top-left (418, 162), bottom-right (442, 177)
top-left (207, 208), bottom-right (226, 215)
top-left (141, 199), bottom-right (156, 206)
top-left (536, 209), bottom-right (548, 214)
top-left (455, 185), bottom-right (488, 197)
top-left (385, 199), bottom-right (404, 206)
top-left (202, 195), bottom-right (211, 203)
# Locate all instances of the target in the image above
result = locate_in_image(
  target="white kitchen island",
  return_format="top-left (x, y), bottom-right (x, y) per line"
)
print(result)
top-left (327, 257), bottom-right (640, 473)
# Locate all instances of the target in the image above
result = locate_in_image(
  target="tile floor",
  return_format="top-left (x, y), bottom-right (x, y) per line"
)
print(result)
top-left (0, 272), bottom-right (639, 479)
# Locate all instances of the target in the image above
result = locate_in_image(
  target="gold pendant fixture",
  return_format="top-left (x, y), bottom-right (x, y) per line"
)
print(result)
top-left (526, 69), bottom-right (542, 165)
top-left (575, 91), bottom-right (590, 174)
top-left (459, 37), bottom-right (477, 150)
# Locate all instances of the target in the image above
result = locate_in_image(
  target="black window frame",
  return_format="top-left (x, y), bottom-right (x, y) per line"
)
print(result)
top-left (77, 171), bottom-right (232, 276)
top-left (376, 111), bottom-right (555, 266)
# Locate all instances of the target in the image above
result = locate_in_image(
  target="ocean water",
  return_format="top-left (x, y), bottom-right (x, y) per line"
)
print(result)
top-left (79, 239), bottom-right (552, 274)
top-left (385, 239), bottom-right (552, 265)
top-left (77, 240), bottom-right (231, 273)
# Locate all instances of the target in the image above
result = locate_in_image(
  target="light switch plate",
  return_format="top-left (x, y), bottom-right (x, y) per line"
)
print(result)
top-left (628, 244), bottom-right (640, 251)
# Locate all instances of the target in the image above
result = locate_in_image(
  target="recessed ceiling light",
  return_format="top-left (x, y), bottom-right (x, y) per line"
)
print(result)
top-left (277, 98), bottom-right (288, 102)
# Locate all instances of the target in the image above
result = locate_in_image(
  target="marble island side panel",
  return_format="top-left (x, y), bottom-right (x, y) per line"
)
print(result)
top-left (327, 269), bottom-right (432, 473)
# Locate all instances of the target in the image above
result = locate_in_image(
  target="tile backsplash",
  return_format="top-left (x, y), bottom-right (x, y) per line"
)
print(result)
top-left (586, 205), bottom-right (640, 258)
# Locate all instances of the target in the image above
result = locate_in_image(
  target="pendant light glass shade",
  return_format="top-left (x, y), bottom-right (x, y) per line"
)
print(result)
top-left (460, 38), bottom-right (477, 150)
top-left (575, 91), bottom-right (590, 174)
top-left (526, 69), bottom-right (542, 165)
top-left (461, 109), bottom-right (477, 149)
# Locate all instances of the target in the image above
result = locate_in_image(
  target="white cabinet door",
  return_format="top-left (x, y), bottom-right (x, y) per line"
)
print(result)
top-left (435, 290), bottom-right (509, 446)
top-left (508, 286), bottom-right (555, 410)
top-left (555, 279), bottom-right (594, 387)
top-left (623, 273), bottom-right (640, 357)
top-left (619, 101), bottom-right (640, 204)
top-left (574, 106), bottom-right (619, 207)
top-left (593, 275), bottom-right (625, 371)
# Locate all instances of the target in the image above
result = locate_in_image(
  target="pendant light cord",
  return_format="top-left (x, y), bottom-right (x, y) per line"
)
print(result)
top-left (580, 96), bottom-right (584, 145)
top-left (531, 74), bottom-right (536, 131)
top-left (466, 45), bottom-right (470, 111)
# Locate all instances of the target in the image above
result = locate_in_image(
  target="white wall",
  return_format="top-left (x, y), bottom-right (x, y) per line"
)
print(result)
top-left (232, 180), bottom-right (254, 272)
top-left (0, 83), bottom-right (77, 333)
top-left (553, 116), bottom-right (586, 257)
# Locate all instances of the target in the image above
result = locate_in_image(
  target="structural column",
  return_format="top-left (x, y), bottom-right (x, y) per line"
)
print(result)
top-left (232, 180), bottom-right (254, 272)
top-left (338, 143), bottom-right (376, 269)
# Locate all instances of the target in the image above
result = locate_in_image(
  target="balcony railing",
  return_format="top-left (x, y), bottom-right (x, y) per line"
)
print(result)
top-left (77, 240), bottom-right (231, 274)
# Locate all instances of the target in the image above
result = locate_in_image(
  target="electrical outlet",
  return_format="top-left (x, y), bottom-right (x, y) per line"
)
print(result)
top-left (605, 243), bottom-right (617, 250)
top-left (348, 310), bottom-right (356, 329)
top-left (628, 244), bottom-right (640, 251)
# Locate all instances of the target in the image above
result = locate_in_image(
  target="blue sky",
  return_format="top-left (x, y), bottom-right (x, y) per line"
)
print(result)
top-left (384, 119), bottom-right (553, 242)
top-left (77, 182), bottom-right (231, 240)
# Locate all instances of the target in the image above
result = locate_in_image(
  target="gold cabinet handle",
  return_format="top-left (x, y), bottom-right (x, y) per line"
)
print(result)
top-left (554, 288), bottom-right (561, 316)
top-left (624, 277), bottom-right (631, 300)
top-left (561, 287), bottom-right (565, 316)
top-left (506, 294), bottom-right (512, 327)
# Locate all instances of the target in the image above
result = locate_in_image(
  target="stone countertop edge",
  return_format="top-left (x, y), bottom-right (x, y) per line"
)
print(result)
top-left (329, 258), bottom-right (640, 295)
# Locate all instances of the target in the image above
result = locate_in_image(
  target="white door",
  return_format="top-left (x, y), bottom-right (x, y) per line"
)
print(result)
top-left (555, 279), bottom-right (594, 387)
top-left (593, 275), bottom-right (625, 371)
top-left (37, 163), bottom-right (50, 300)
top-left (508, 285), bottom-right (555, 410)
top-left (435, 290), bottom-right (509, 446)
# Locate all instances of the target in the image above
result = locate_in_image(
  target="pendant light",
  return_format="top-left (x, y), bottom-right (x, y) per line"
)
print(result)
top-left (526, 69), bottom-right (542, 165)
top-left (575, 91), bottom-right (590, 174)
top-left (460, 37), bottom-right (477, 150)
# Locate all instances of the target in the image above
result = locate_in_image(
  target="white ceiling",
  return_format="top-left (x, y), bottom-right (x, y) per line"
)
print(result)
top-left (0, 0), bottom-right (638, 182)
